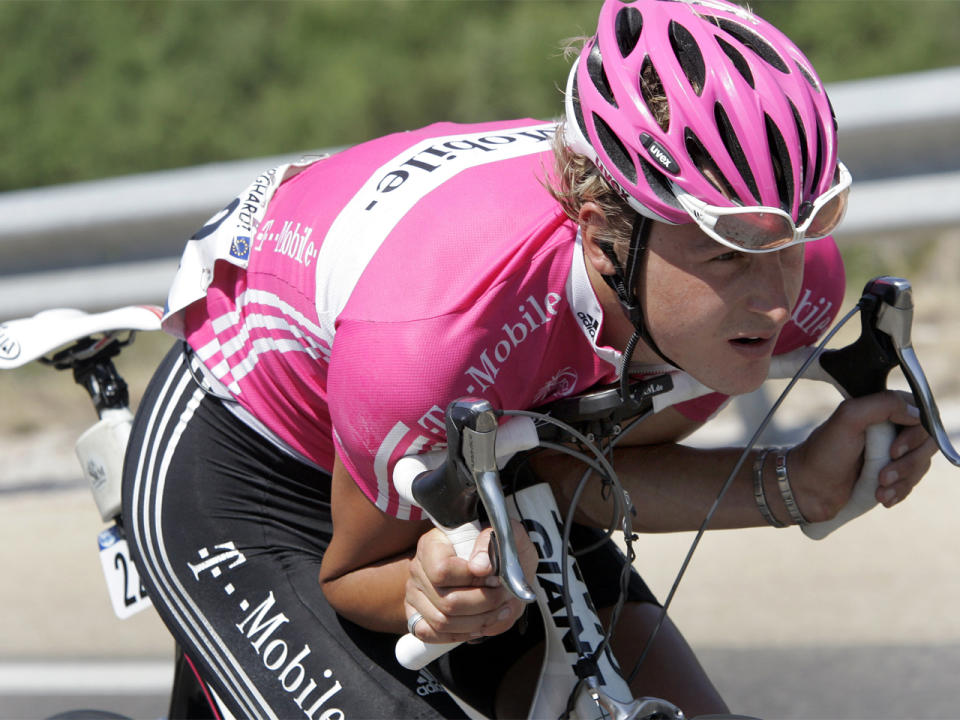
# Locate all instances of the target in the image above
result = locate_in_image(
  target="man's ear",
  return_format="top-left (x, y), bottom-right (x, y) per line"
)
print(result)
top-left (578, 202), bottom-right (618, 277)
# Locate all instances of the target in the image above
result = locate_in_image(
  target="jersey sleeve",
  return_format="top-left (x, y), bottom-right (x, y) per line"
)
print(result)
top-left (326, 316), bottom-right (463, 521)
top-left (673, 236), bottom-right (846, 424)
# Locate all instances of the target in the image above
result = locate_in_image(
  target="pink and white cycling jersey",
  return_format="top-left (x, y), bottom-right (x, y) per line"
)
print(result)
top-left (165, 119), bottom-right (845, 519)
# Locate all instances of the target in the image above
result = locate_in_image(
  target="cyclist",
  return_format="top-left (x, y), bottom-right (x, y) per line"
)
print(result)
top-left (123, 1), bottom-right (935, 717)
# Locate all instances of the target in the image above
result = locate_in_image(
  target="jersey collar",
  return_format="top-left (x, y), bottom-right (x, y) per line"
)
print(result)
top-left (566, 228), bottom-right (620, 371)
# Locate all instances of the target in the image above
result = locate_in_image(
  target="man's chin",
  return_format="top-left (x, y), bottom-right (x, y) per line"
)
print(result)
top-left (695, 362), bottom-right (771, 397)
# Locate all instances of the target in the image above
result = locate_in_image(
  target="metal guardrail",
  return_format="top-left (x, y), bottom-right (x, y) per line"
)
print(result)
top-left (1, 66), bottom-right (958, 318)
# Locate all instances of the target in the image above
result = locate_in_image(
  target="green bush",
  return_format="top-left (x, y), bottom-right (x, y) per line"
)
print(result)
top-left (3, 0), bottom-right (958, 191)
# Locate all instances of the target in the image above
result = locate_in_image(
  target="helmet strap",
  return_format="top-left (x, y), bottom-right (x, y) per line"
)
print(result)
top-left (599, 214), bottom-right (682, 401)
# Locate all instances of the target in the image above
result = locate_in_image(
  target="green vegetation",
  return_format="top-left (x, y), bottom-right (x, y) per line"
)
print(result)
top-left (3, 0), bottom-right (959, 192)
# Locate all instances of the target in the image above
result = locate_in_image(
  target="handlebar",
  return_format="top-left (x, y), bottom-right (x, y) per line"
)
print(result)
top-left (393, 401), bottom-right (541, 670)
top-left (790, 277), bottom-right (959, 539)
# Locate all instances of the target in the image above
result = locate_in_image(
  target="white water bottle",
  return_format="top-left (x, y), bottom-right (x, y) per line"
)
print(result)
top-left (75, 407), bottom-right (134, 521)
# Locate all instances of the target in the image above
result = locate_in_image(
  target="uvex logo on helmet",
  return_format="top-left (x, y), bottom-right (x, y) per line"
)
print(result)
top-left (640, 133), bottom-right (680, 175)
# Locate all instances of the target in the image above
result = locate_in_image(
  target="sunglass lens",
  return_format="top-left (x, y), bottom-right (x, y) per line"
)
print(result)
top-left (714, 212), bottom-right (794, 250)
top-left (806, 188), bottom-right (850, 239)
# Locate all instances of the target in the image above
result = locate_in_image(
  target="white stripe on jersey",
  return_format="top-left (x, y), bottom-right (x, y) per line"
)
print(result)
top-left (243, 288), bottom-right (327, 344)
top-left (209, 289), bottom-right (328, 355)
top-left (203, 335), bottom-right (321, 395)
top-left (313, 123), bottom-right (557, 336)
top-left (214, 316), bottom-right (325, 366)
top-left (198, 289), bottom-right (332, 393)
top-left (374, 421), bottom-right (414, 516)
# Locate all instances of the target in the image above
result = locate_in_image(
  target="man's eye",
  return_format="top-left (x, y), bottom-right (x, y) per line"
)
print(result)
top-left (712, 251), bottom-right (743, 262)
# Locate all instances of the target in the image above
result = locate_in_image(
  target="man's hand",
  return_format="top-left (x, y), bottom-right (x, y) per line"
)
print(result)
top-left (404, 521), bottom-right (537, 644)
top-left (791, 390), bottom-right (936, 522)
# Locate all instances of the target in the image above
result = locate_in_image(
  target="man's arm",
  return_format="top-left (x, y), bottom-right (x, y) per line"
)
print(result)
top-left (536, 393), bottom-right (934, 532)
top-left (318, 455), bottom-right (535, 640)
top-left (318, 456), bottom-right (430, 633)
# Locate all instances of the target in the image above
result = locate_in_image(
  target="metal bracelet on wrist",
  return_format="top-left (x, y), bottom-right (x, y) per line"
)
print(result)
top-left (753, 448), bottom-right (786, 528)
top-left (775, 448), bottom-right (809, 526)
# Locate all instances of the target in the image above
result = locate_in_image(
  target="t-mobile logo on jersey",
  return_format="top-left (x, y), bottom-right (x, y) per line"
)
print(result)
top-left (255, 218), bottom-right (319, 267)
top-left (365, 125), bottom-right (554, 211)
top-left (791, 288), bottom-right (834, 337)
top-left (464, 292), bottom-right (562, 393)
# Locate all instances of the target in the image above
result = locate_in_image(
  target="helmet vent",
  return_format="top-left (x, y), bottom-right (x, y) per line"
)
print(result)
top-left (669, 20), bottom-right (706, 95)
top-left (764, 113), bottom-right (794, 211)
top-left (809, 120), bottom-right (825, 197)
top-left (594, 112), bottom-right (638, 184)
top-left (615, 5), bottom-right (643, 58)
top-left (714, 102), bottom-right (759, 203)
top-left (707, 16), bottom-right (789, 74)
top-left (639, 158), bottom-right (683, 212)
top-left (571, 73), bottom-right (591, 144)
top-left (826, 92), bottom-right (839, 132)
top-left (639, 56), bottom-right (670, 132)
top-left (794, 60), bottom-right (821, 92)
top-left (685, 128), bottom-right (740, 203)
top-left (587, 43), bottom-right (618, 108)
top-left (715, 36), bottom-right (754, 89)
top-left (788, 100), bottom-right (810, 194)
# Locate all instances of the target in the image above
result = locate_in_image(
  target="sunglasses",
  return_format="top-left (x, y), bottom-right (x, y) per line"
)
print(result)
top-left (672, 162), bottom-right (852, 253)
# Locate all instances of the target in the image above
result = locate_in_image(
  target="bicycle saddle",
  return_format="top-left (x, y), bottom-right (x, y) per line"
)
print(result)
top-left (0, 305), bottom-right (163, 370)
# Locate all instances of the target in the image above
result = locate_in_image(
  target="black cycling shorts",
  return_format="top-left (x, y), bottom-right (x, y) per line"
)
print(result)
top-left (122, 344), bottom-right (658, 719)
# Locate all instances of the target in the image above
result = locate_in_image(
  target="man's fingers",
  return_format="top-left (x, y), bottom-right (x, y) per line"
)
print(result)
top-left (409, 598), bottom-right (525, 643)
top-left (467, 527), bottom-right (498, 582)
top-left (413, 527), bottom-right (484, 589)
top-left (890, 423), bottom-right (932, 461)
top-left (877, 435), bottom-right (936, 507)
top-left (836, 390), bottom-right (922, 435)
top-left (889, 398), bottom-right (922, 427)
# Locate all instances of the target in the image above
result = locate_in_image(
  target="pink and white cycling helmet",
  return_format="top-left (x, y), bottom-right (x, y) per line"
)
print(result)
top-left (565, 0), bottom-right (847, 247)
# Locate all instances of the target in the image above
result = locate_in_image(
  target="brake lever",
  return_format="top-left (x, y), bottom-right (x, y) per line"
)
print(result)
top-left (867, 277), bottom-right (960, 466)
top-left (792, 276), bottom-right (959, 540)
top-left (451, 398), bottom-right (536, 603)
top-left (816, 276), bottom-right (959, 466)
top-left (394, 406), bottom-right (540, 670)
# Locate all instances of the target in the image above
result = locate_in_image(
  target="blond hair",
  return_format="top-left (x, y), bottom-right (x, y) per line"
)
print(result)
top-left (545, 122), bottom-right (636, 265)
top-left (545, 44), bottom-right (671, 266)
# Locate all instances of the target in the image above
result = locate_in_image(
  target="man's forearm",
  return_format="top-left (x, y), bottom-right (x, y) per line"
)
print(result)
top-left (536, 443), bottom-right (787, 532)
top-left (320, 553), bottom-right (413, 634)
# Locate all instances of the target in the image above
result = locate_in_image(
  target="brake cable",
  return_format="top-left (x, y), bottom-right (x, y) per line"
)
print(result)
top-left (627, 302), bottom-right (861, 682)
